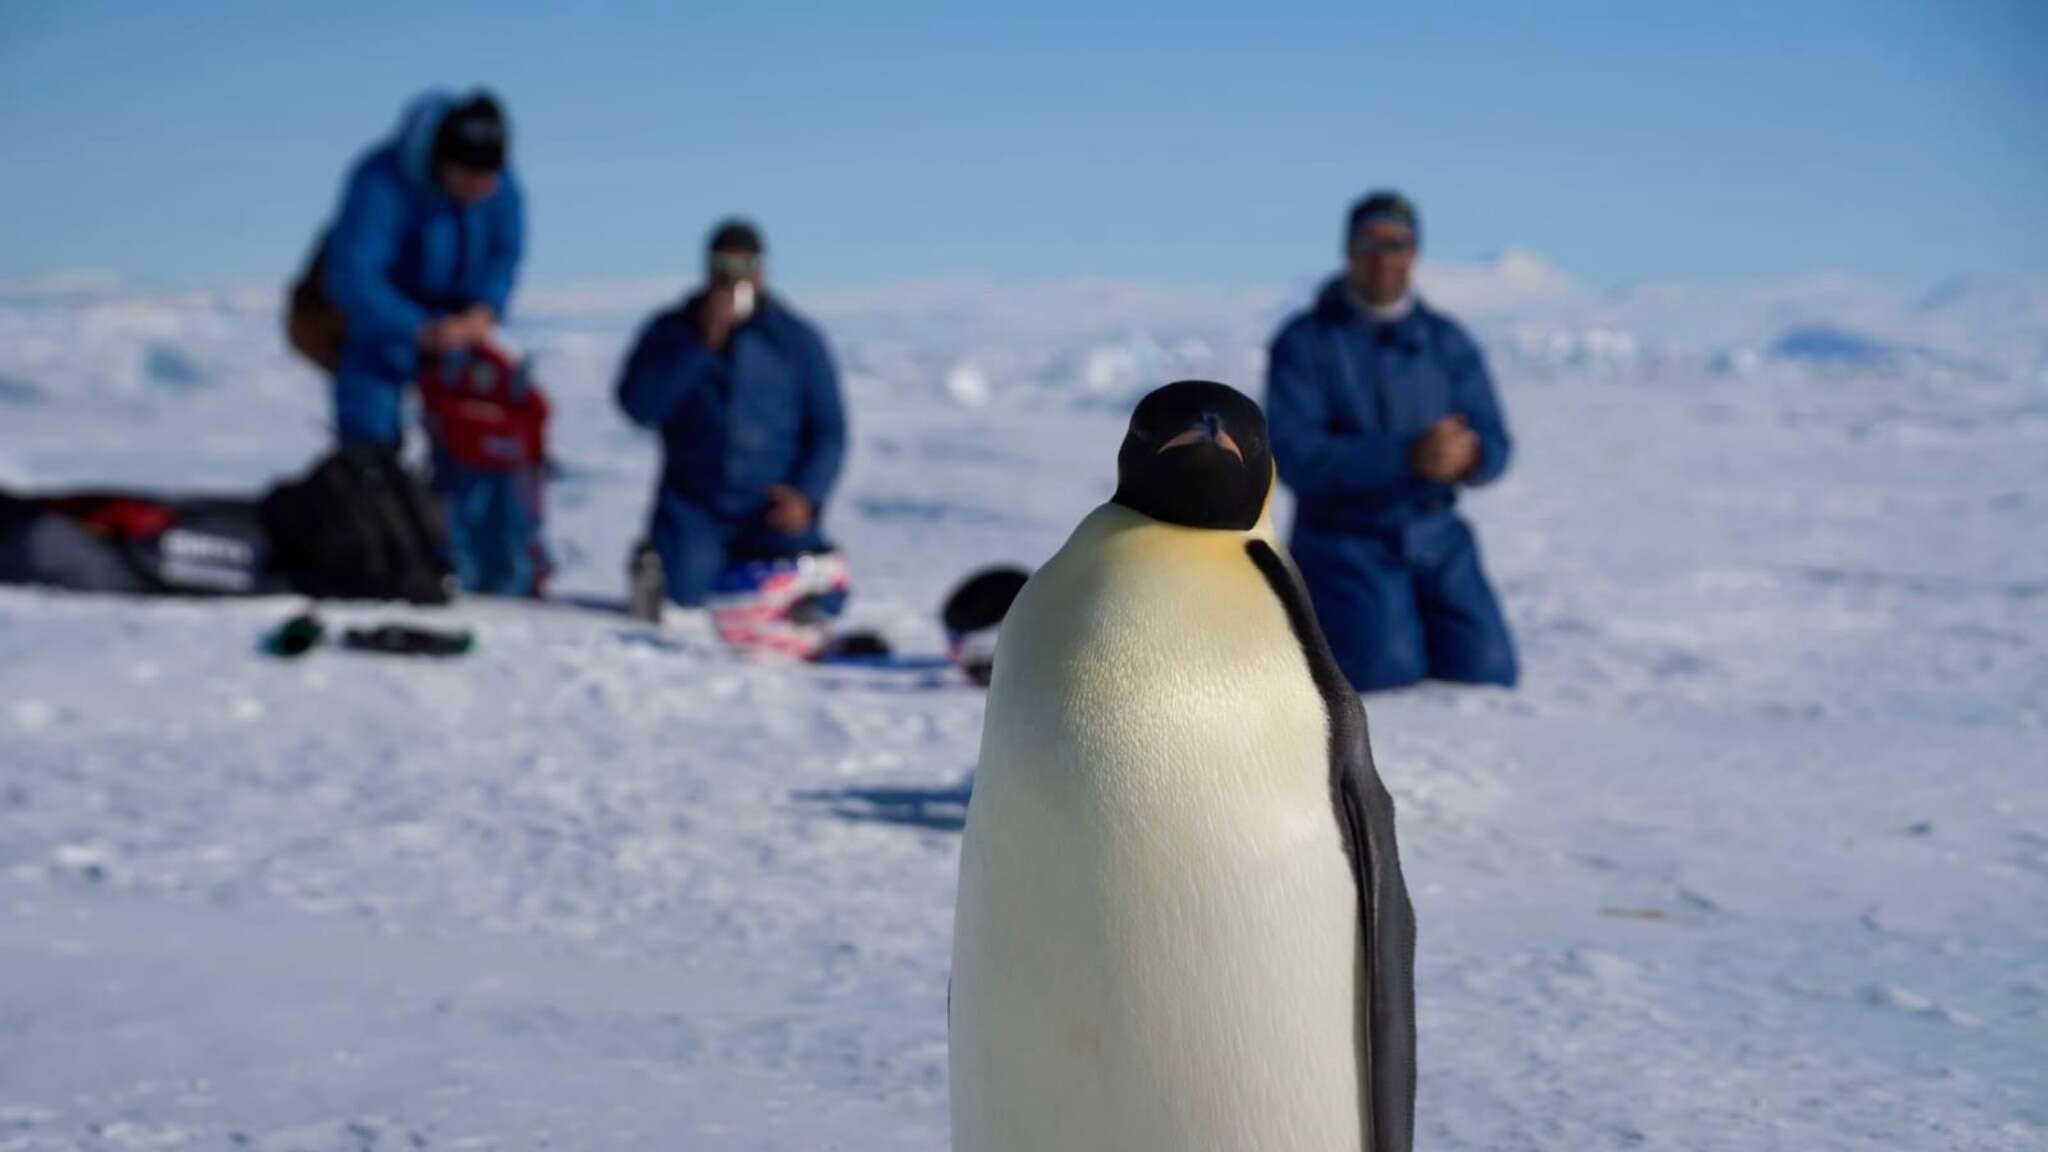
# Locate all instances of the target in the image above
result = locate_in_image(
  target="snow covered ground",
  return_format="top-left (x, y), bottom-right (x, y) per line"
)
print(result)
top-left (2, 256), bottom-right (2045, 1149)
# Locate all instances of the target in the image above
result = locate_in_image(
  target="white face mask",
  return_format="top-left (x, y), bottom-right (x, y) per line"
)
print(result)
top-left (731, 280), bottom-right (757, 322)
top-left (1367, 294), bottom-right (1414, 323)
top-left (1348, 285), bottom-right (1415, 324)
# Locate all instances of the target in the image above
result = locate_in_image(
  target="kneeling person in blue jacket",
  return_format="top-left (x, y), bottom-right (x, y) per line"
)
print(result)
top-left (617, 221), bottom-right (848, 607)
top-left (1265, 191), bottom-right (1519, 691)
top-left (318, 90), bottom-right (524, 447)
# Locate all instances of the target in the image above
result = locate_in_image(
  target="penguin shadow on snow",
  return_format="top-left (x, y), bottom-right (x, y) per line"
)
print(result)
top-left (0, 372), bottom-right (45, 405)
top-left (793, 773), bottom-right (974, 832)
top-left (809, 666), bottom-right (960, 694)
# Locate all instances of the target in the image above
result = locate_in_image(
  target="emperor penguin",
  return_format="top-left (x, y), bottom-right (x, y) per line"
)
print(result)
top-left (949, 380), bottom-right (1417, 1152)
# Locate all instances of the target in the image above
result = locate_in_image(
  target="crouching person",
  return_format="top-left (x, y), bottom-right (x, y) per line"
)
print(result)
top-left (1266, 190), bottom-right (1519, 692)
top-left (616, 220), bottom-right (847, 613)
top-left (294, 89), bottom-right (523, 448)
top-left (288, 89), bottom-right (544, 596)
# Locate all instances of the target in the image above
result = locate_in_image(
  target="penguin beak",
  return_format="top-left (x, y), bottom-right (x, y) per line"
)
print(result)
top-left (1159, 413), bottom-right (1244, 463)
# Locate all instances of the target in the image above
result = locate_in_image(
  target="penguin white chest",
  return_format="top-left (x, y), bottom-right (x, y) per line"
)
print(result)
top-left (951, 518), bottom-right (1363, 1152)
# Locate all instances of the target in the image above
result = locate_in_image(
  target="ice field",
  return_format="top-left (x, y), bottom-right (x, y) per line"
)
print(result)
top-left (2, 257), bottom-right (2044, 1148)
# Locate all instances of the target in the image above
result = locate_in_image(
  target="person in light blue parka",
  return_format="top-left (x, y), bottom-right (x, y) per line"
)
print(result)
top-left (321, 90), bottom-right (524, 447)
top-left (1266, 191), bottom-right (1519, 692)
top-left (617, 221), bottom-right (847, 608)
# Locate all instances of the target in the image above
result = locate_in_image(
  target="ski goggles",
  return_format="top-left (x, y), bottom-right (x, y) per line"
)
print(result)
top-left (1350, 233), bottom-right (1416, 254)
top-left (710, 251), bottom-right (763, 278)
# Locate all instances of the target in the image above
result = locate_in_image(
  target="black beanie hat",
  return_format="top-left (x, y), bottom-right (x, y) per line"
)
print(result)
top-left (707, 219), bottom-right (765, 255)
top-left (1347, 190), bottom-right (1420, 248)
top-left (433, 92), bottom-right (509, 172)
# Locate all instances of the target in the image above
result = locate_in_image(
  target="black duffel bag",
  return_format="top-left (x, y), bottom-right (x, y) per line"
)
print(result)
top-left (260, 446), bottom-right (453, 604)
top-left (0, 489), bottom-right (285, 596)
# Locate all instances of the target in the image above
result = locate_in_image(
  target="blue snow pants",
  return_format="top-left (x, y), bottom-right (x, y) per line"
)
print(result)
top-left (654, 497), bottom-right (828, 608)
top-left (435, 461), bottom-right (545, 597)
top-left (1290, 510), bottom-right (1518, 692)
top-left (332, 336), bottom-right (414, 449)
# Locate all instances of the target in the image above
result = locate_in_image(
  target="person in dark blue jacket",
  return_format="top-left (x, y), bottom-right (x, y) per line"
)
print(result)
top-left (617, 221), bottom-right (848, 608)
top-left (1265, 191), bottom-right (1519, 692)
top-left (318, 90), bottom-right (524, 447)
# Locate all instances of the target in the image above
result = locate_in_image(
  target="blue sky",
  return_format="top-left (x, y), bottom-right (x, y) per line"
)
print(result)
top-left (1, 1), bottom-right (2042, 289)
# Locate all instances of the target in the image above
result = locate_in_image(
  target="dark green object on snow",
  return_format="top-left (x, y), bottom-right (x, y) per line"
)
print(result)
top-left (266, 613), bottom-right (326, 658)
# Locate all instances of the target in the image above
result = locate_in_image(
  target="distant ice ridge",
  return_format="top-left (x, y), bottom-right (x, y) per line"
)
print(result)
top-left (1, 256), bottom-right (2042, 442)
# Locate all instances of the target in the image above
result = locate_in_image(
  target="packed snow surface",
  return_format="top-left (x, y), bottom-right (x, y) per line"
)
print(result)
top-left (2, 256), bottom-right (2045, 1149)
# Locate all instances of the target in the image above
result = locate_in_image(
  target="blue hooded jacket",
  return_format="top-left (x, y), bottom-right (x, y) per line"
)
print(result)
top-left (1267, 278), bottom-right (1511, 532)
top-left (322, 92), bottom-right (525, 355)
top-left (617, 291), bottom-right (847, 600)
top-left (1265, 277), bottom-right (1518, 690)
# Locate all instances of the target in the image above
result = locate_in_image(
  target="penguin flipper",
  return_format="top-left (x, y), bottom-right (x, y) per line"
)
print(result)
top-left (1246, 539), bottom-right (1417, 1152)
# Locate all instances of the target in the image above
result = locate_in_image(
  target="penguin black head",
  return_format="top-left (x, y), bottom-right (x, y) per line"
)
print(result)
top-left (1111, 380), bottom-right (1273, 531)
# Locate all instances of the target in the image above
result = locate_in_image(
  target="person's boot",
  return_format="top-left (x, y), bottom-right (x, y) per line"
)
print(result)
top-left (628, 541), bottom-right (666, 623)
